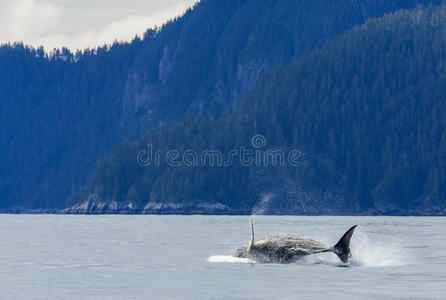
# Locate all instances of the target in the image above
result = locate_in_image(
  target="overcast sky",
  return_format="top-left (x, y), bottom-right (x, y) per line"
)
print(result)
top-left (0, 0), bottom-right (198, 51)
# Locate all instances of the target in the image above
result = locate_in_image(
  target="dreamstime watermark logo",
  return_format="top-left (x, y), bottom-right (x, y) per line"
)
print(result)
top-left (137, 134), bottom-right (302, 167)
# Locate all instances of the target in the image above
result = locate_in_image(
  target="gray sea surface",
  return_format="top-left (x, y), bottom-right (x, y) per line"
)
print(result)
top-left (0, 215), bottom-right (445, 299)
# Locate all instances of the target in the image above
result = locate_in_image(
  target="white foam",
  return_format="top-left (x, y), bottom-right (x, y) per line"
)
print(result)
top-left (350, 230), bottom-right (408, 267)
top-left (297, 253), bottom-right (343, 266)
top-left (299, 230), bottom-right (409, 267)
top-left (207, 255), bottom-right (256, 264)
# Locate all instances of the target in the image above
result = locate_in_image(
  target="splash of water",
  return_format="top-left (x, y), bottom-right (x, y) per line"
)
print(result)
top-left (297, 229), bottom-right (409, 267)
top-left (207, 255), bottom-right (256, 264)
top-left (251, 193), bottom-right (275, 215)
top-left (296, 229), bottom-right (409, 267)
top-left (350, 230), bottom-right (408, 267)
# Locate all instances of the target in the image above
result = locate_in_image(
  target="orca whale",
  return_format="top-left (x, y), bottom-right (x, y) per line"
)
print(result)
top-left (232, 219), bottom-right (357, 264)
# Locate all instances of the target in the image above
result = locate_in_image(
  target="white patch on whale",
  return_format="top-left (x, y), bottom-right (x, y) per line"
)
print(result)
top-left (207, 255), bottom-right (256, 264)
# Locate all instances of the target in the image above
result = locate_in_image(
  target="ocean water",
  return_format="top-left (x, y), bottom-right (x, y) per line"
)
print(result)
top-left (0, 215), bottom-right (445, 299)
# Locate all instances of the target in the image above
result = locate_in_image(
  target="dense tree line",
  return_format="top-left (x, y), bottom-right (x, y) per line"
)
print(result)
top-left (81, 3), bottom-right (446, 214)
top-left (0, 0), bottom-right (441, 209)
top-left (0, 41), bottom-right (143, 208)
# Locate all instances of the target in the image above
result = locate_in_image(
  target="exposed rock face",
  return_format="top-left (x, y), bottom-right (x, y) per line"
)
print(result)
top-left (236, 60), bottom-right (269, 96)
top-left (63, 192), bottom-right (139, 214)
top-left (142, 201), bottom-right (232, 214)
top-left (158, 46), bottom-right (173, 82)
top-left (123, 71), bottom-right (158, 115)
top-left (63, 190), bottom-right (233, 214)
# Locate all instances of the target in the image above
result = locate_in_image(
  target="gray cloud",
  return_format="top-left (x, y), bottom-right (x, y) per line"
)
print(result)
top-left (0, 0), bottom-right (198, 51)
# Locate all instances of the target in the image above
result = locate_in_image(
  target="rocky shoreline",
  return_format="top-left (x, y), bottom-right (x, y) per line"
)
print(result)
top-left (1, 206), bottom-right (445, 216)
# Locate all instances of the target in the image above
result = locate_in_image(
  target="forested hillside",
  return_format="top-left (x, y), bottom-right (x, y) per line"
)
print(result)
top-left (0, 0), bottom-right (442, 210)
top-left (74, 3), bottom-right (446, 215)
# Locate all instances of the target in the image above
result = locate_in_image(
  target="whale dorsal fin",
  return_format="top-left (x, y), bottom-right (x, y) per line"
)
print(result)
top-left (247, 217), bottom-right (254, 252)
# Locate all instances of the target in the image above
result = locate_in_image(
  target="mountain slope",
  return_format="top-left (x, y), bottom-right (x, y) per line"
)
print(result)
top-left (125, 0), bottom-right (444, 125)
top-left (75, 2), bottom-right (446, 214)
top-left (0, 43), bottom-right (142, 209)
top-left (0, 0), bottom-right (441, 210)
